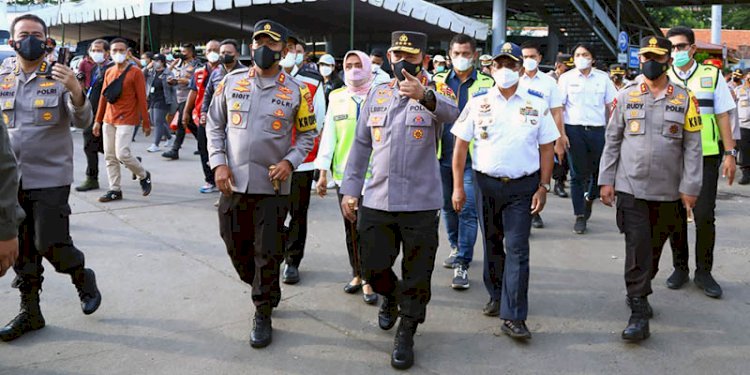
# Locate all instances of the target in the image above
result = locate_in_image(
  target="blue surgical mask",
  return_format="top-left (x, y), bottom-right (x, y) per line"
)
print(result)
top-left (672, 50), bottom-right (691, 68)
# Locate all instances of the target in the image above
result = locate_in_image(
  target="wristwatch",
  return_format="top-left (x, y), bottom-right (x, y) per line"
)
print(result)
top-left (724, 148), bottom-right (738, 158)
top-left (539, 183), bottom-right (551, 192)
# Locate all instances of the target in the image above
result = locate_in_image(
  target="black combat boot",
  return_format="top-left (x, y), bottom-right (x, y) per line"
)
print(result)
top-left (391, 319), bottom-right (418, 370)
top-left (73, 268), bottom-right (102, 315)
top-left (378, 295), bottom-right (399, 330)
top-left (250, 304), bottom-right (272, 348)
top-left (0, 287), bottom-right (46, 342)
top-left (622, 297), bottom-right (650, 342)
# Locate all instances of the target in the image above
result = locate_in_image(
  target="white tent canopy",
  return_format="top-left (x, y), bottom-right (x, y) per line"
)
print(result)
top-left (7, 0), bottom-right (488, 40)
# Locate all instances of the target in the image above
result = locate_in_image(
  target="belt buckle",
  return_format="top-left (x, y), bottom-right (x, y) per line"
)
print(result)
top-left (500, 177), bottom-right (511, 183)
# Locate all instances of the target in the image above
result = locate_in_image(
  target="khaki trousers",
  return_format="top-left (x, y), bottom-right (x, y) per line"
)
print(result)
top-left (103, 123), bottom-right (146, 191)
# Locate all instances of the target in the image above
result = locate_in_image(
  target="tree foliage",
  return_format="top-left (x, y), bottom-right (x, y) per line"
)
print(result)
top-left (648, 5), bottom-right (750, 30)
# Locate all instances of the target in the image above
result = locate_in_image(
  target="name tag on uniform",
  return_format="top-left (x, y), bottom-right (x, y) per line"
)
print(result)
top-left (334, 114), bottom-right (348, 121)
top-left (741, 100), bottom-right (749, 107)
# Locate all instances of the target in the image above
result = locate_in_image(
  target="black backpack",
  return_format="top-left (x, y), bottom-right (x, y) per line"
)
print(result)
top-left (102, 64), bottom-right (132, 104)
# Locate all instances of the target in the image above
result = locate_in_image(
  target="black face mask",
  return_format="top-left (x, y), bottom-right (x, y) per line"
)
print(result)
top-left (223, 54), bottom-right (235, 65)
top-left (641, 59), bottom-right (668, 80)
top-left (252, 46), bottom-right (281, 70)
top-left (173, 52), bottom-right (184, 60)
top-left (13, 36), bottom-right (47, 62)
top-left (392, 59), bottom-right (422, 81)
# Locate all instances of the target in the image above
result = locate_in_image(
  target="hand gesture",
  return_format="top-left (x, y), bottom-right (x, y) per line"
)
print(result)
top-left (215, 165), bottom-right (235, 196)
top-left (600, 185), bottom-right (615, 207)
top-left (51, 64), bottom-right (80, 94)
top-left (398, 69), bottom-right (425, 101)
top-left (341, 195), bottom-right (358, 222)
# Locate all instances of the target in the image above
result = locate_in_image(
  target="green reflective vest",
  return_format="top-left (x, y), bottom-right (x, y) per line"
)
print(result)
top-left (668, 63), bottom-right (721, 156)
top-left (432, 70), bottom-right (495, 157)
top-left (327, 87), bottom-right (372, 182)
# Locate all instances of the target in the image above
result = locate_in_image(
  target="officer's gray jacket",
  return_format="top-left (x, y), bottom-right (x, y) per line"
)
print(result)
top-left (599, 75), bottom-right (703, 201)
top-left (340, 78), bottom-right (460, 211)
top-left (1, 65), bottom-right (92, 190)
top-left (206, 67), bottom-right (318, 195)
top-left (735, 85), bottom-right (750, 130)
top-left (0, 121), bottom-right (24, 240)
top-left (201, 63), bottom-right (246, 115)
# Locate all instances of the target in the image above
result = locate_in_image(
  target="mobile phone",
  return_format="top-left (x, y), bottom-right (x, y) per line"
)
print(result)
top-left (57, 48), bottom-right (69, 66)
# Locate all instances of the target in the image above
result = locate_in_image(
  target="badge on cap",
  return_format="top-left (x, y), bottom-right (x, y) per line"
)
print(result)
top-left (480, 131), bottom-right (488, 139)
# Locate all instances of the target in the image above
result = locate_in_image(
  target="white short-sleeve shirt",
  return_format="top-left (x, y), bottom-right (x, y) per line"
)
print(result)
top-left (519, 71), bottom-right (563, 110)
top-left (558, 68), bottom-right (617, 126)
top-left (452, 88), bottom-right (560, 179)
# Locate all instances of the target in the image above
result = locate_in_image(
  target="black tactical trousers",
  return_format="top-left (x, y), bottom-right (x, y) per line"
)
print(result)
top-left (219, 193), bottom-right (285, 308)
top-left (82, 123), bottom-right (103, 179)
top-left (669, 155), bottom-right (720, 273)
top-left (172, 102), bottom-right (199, 151)
top-left (357, 207), bottom-right (439, 323)
top-left (283, 170), bottom-right (314, 268)
top-left (616, 192), bottom-right (681, 297)
top-left (14, 185), bottom-right (85, 289)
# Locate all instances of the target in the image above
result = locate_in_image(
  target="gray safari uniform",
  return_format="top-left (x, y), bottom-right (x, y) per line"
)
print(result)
top-left (734, 85), bottom-right (750, 175)
top-left (206, 67), bottom-right (317, 309)
top-left (0, 119), bottom-right (24, 241)
top-left (0, 62), bottom-right (94, 292)
top-left (340, 76), bottom-right (459, 323)
top-left (598, 76), bottom-right (703, 299)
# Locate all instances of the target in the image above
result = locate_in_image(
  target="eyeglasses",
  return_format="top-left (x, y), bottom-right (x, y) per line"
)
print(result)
top-left (671, 43), bottom-right (692, 51)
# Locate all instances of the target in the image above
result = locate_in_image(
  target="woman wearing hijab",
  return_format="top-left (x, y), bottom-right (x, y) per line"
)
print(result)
top-left (314, 50), bottom-right (377, 305)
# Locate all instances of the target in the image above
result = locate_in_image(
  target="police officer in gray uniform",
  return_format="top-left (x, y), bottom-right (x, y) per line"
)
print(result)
top-left (0, 14), bottom-right (101, 342)
top-left (207, 19), bottom-right (317, 349)
top-left (599, 36), bottom-right (703, 342)
top-left (341, 31), bottom-right (459, 370)
top-left (0, 106), bottom-right (23, 279)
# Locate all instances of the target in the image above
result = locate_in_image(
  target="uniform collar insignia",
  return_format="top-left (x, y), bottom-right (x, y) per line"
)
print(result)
top-left (640, 83), bottom-right (648, 94)
top-left (277, 72), bottom-right (286, 84)
top-left (666, 84), bottom-right (674, 97)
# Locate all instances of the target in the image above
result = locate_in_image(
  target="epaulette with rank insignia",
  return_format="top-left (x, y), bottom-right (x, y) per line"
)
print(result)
top-left (472, 89), bottom-right (488, 98)
top-left (527, 89), bottom-right (544, 99)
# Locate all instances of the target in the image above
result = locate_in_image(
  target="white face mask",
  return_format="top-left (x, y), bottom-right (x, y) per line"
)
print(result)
top-left (371, 64), bottom-right (380, 73)
top-left (280, 52), bottom-right (296, 68)
top-left (112, 53), bottom-right (127, 64)
top-left (452, 56), bottom-right (473, 72)
top-left (207, 52), bottom-right (220, 63)
top-left (295, 53), bottom-right (304, 66)
top-left (523, 58), bottom-right (538, 72)
top-left (492, 68), bottom-right (520, 89)
top-left (319, 66), bottom-right (333, 77)
top-left (89, 51), bottom-right (105, 64)
top-left (574, 56), bottom-right (592, 70)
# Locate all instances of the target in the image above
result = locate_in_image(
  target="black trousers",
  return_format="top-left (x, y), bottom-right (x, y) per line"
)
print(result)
top-left (669, 155), bottom-right (720, 273)
top-left (552, 142), bottom-right (569, 184)
top-left (196, 125), bottom-right (214, 185)
top-left (82, 122), bottom-right (103, 179)
top-left (336, 190), bottom-right (362, 278)
top-left (283, 170), bottom-right (314, 267)
top-left (739, 128), bottom-right (750, 170)
top-left (14, 185), bottom-right (85, 290)
top-left (218, 193), bottom-right (285, 308)
top-left (172, 102), bottom-right (199, 151)
top-left (617, 193), bottom-right (681, 297)
top-left (357, 207), bottom-right (439, 323)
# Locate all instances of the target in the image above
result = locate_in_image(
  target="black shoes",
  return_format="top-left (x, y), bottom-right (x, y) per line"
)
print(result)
top-left (250, 309), bottom-right (273, 349)
top-left (343, 281), bottom-right (362, 294)
top-left (738, 170), bottom-right (750, 185)
top-left (140, 171), bottom-right (152, 196)
top-left (162, 149), bottom-right (179, 160)
top-left (282, 264), bottom-right (300, 285)
top-left (363, 292), bottom-right (378, 305)
top-left (622, 297), bottom-right (650, 341)
top-left (378, 296), bottom-right (399, 330)
top-left (531, 214), bottom-right (544, 229)
top-left (75, 178), bottom-right (99, 192)
top-left (666, 269), bottom-right (690, 289)
top-left (553, 181), bottom-right (568, 198)
top-left (0, 288), bottom-right (46, 342)
top-left (501, 320), bottom-right (531, 340)
top-left (694, 271), bottom-right (722, 298)
top-left (584, 195), bottom-right (594, 220)
top-left (574, 216), bottom-right (587, 234)
top-left (391, 319), bottom-right (417, 370)
top-left (625, 296), bottom-right (653, 318)
top-left (74, 269), bottom-right (102, 315)
top-left (483, 299), bottom-right (500, 317)
top-left (98, 190), bottom-right (123, 202)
